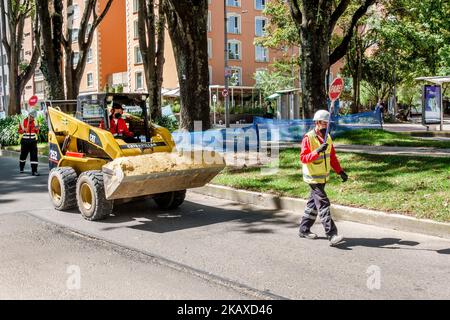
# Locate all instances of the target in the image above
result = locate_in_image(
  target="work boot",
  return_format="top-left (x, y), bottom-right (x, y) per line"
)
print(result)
top-left (329, 234), bottom-right (344, 246)
top-left (299, 232), bottom-right (318, 239)
top-left (20, 170), bottom-right (25, 173)
top-left (32, 172), bottom-right (40, 176)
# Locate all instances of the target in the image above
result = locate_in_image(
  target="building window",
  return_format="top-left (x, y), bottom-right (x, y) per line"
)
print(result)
top-left (208, 11), bottom-right (211, 32)
top-left (35, 81), bottom-right (45, 94)
top-left (87, 73), bottom-right (94, 87)
top-left (134, 46), bottom-right (143, 64)
top-left (72, 28), bottom-right (79, 42)
top-left (226, 0), bottom-right (240, 7)
top-left (134, 20), bottom-right (139, 39)
top-left (133, 0), bottom-right (139, 13)
top-left (230, 67), bottom-right (241, 86)
top-left (255, 0), bottom-right (266, 10)
top-left (208, 38), bottom-right (212, 59)
top-left (135, 72), bottom-right (143, 89)
top-left (255, 17), bottom-right (267, 37)
top-left (35, 68), bottom-right (43, 78)
top-left (73, 4), bottom-right (80, 19)
top-left (227, 14), bottom-right (241, 34)
top-left (254, 68), bottom-right (267, 85)
top-left (228, 40), bottom-right (241, 60)
top-left (72, 52), bottom-right (80, 65)
top-left (87, 48), bottom-right (93, 63)
top-left (85, 23), bottom-right (92, 40)
top-left (208, 66), bottom-right (212, 85)
top-left (255, 45), bottom-right (269, 62)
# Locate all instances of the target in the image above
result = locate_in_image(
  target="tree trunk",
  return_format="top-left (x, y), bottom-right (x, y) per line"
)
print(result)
top-left (7, 59), bottom-right (19, 116)
top-left (139, 0), bottom-right (165, 120)
top-left (299, 38), bottom-right (329, 118)
top-left (36, 0), bottom-right (65, 100)
top-left (164, 0), bottom-right (210, 131)
top-left (288, 0), bottom-right (376, 119)
top-left (1, 0), bottom-right (40, 115)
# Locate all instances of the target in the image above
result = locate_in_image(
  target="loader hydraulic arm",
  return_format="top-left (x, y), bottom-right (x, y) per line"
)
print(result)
top-left (47, 106), bottom-right (124, 159)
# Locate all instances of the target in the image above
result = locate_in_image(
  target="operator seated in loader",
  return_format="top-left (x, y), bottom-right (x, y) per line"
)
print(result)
top-left (99, 102), bottom-right (139, 143)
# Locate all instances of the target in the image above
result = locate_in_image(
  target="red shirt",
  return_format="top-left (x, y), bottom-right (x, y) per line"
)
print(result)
top-left (99, 117), bottom-right (133, 137)
top-left (300, 129), bottom-right (343, 174)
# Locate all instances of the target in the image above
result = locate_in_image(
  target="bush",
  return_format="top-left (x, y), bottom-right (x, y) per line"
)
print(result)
top-left (0, 115), bottom-right (22, 146)
top-left (170, 101), bottom-right (181, 113)
top-left (0, 113), bottom-right (48, 146)
top-left (154, 115), bottom-right (179, 133)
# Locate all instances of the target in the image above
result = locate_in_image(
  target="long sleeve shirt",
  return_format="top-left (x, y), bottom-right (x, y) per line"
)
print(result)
top-left (99, 117), bottom-right (134, 137)
top-left (300, 129), bottom-right (343, 174)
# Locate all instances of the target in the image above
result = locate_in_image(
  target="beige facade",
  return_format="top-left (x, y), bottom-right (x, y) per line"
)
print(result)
top-left (21, 0), bottom-right (344, 106)
top-left (23, 0), bottom-right (128, 103)
top-left (126, 0), bottom-right (298, 93)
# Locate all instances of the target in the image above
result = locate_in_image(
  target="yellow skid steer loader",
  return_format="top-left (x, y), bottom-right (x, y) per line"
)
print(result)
top-left (46, 93), bottom-right (225, 221)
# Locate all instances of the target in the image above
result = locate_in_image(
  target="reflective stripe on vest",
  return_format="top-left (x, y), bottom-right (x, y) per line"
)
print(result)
top-left (21, 119), bottom-right (38, 140)
top-left (302, 130), bottom-right (332, 184)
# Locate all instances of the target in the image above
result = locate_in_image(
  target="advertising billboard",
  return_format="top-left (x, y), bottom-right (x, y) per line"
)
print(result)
top-left (422, 85), bottom-right (442, 124)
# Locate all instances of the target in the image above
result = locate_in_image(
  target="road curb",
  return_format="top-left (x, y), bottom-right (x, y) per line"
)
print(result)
top-left (0, 149), bottom-right (48, 164)
top-left (192, 184), bottom-right (450, 239)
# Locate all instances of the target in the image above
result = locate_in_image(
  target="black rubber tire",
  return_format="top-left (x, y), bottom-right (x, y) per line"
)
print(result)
top-left (48, 167), bottom-right (77, 210)
top-left (76, 170), bottom-right (113, 221)
top-left (153, 190), bottom-right (186, 210)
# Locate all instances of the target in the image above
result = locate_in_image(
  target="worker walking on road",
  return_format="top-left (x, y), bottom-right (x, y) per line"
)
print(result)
top-left (299, 109), bottom-right (348, 246)
top-left (18, 108), bottom-right (40, 176)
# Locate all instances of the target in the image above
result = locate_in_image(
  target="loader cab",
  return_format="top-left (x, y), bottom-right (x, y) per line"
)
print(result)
top-left (76, 93), bottom-right (151, 142)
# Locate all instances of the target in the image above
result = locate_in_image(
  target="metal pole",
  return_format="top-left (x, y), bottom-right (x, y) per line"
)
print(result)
top-left (224, 0), bottom-right (230, 128)
top-left (440, 84), bottom-right (443, 131)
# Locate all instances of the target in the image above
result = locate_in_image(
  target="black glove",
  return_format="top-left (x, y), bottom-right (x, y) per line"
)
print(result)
top-left (339, 171), bottom-right (348, 182)
top-left (316, 143), bottom-right (328, 153)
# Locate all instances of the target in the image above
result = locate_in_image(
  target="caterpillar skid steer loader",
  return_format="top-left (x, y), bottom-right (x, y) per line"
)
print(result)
top-left (46, 93), bottom-right (225, 221)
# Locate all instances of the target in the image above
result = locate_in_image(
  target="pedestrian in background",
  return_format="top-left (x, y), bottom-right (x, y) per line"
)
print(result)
top-left (18, 108), bottom-right (40, 176)
top-left (299, 109), bottom-right (348, 246)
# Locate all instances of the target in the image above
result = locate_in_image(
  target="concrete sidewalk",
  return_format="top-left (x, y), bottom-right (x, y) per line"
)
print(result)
top-left (333, 144), bottom-right (450, 158)
top-left (270, 141), bottom-right (450, 157)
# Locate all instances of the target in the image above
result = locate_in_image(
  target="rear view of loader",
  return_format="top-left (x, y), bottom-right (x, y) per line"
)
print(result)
top-left (46, 93), bottom-right (225, 221)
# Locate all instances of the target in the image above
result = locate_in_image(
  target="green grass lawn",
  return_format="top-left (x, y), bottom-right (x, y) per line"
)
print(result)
top-left (213, 148), bottom-right (450, 222)
top-left (334, 129), bottom-right (450, 149)
top-left (6, 143), bottom-right (49, 156)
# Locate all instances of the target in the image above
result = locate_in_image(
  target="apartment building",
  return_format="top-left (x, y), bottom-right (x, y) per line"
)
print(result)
top-left (126, 0), bottom-right (296, 92)
top-left (68, 0), bottom-right (127, 94)
top-left (18, 0), bottom-right (128, 108)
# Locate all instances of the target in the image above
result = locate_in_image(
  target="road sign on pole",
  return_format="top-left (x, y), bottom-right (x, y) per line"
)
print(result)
top-left (328, 77), bottom-right (344, 102)
top-left (324, 77), bottom-right (344, 143)
top-left (28, 95), bottom-right (38, 107)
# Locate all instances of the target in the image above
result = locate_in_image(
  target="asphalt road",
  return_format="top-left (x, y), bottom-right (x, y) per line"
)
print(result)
top-left (0, 156), bottom-right (449, 299)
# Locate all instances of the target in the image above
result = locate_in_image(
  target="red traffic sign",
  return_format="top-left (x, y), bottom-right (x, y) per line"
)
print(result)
top-left (329, 77), bottom-right (344, 101)
top-left (222, 89), bottom-right (228, 97)
top-left (28, 95), bottom-right (38, 106)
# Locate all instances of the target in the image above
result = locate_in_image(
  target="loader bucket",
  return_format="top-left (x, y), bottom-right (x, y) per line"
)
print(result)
top-left (102, 151), bottom-right (226, 200)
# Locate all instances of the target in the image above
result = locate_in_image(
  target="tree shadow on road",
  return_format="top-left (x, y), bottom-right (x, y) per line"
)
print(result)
top-left (98, 199), bottom-right (299, 234)
top-left (333, 237), bottom-right (449, 255)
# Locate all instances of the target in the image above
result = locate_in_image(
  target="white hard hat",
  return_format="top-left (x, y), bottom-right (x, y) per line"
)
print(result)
top-left (28, 109), bottom-right (37, 118)
top-left (313, 109), bottom-right (330, 122)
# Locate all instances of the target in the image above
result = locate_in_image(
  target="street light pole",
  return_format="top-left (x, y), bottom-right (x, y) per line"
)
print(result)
top-left (224, 0), bottom-right (230, 128)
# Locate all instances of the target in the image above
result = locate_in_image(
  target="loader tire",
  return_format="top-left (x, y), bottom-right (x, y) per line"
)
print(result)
top-left (48, 167), bottom-right (78, 210)
top-left (76, 170), bottom-right (113, 221)
top-left (153, 190), bottom-right (186, 210)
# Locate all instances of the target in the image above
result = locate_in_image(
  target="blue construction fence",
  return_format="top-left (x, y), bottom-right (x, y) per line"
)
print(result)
top-left (171, 109), bottom-right (383, 152)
